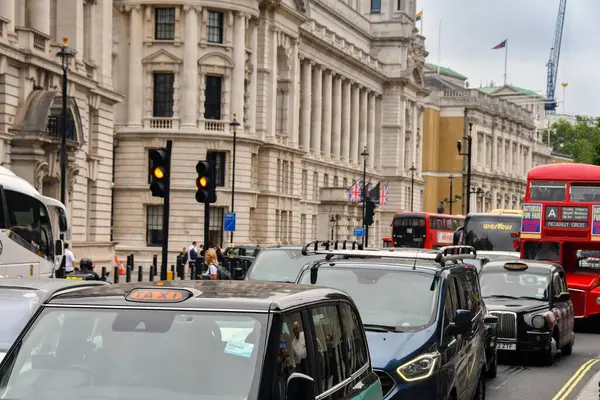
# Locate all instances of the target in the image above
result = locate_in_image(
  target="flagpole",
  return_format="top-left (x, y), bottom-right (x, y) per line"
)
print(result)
top-left (504, 39), bottom-right (508, 86)
top-left (437, 18), bottom-right (441, 75)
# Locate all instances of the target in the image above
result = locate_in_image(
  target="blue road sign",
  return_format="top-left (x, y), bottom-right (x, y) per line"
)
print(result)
top-left (224, 212), bottom-right (236, 232)
top-left (353, 227), bottom-right (365, 237)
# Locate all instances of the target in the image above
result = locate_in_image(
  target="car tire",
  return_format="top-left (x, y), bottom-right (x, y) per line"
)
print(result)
top-left (561, 335), bottom-right (574, 356)
top-left (474, 370), bottom-right (486, 400)
top-left (543, 333), bottom-right (558, 366)
top-left (487, 350), bottom-right (498, 379)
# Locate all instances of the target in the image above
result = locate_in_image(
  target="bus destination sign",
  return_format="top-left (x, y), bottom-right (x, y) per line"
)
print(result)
top-left (544, 206), bottom-right (589, 228)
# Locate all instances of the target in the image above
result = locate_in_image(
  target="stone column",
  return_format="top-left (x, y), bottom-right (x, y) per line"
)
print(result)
top-left (181, 6), bottom-right (199, 127)
top-left (289, 39), bottom-right (300, 146)
top-left (341, 79), bottom-right (351, 163)
top-left (321, 69), bottom-right (332, 159)
top-left (359, 88), bottom-right (368, 153)
top-left (300, 59), bottom-right (312, 151)
top-left (331, 74), bottom-right (342, 161)
top-left (28, 0), bottom-right (50, 35)
top-left (231, 11), bottom-right (246, 124)
top-left (367, 92), bottom-right (375, 169)
top-left (128, 5), bottom-right (143, 128)
top-left (310, 65), bottom-right (323, 157)
top-left (1, 0), bottom-right (15, 35)
top-left (375, 95), bottom-right (382, 170)
top-left (350, 84), bottom-right (360, 164)
top-left (412, 103), bottom-right (418, 167)
top-left (248, 18), bottom-right (258, 135)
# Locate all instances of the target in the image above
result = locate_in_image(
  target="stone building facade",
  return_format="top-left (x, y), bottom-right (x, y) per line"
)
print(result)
top-left (112, 0), bottom-right (428, 261)
top-left (0, 0), bottom-right (122, 265)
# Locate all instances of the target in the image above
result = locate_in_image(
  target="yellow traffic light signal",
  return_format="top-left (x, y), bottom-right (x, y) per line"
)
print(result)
top-left (195, 160), bottom-right (216, 203)
top-left (149, 148), bottom-right (169, 198)
top-left (197, 176), bottom-right (208, 188)
top-left (153, 167), bottom-right (165, 180)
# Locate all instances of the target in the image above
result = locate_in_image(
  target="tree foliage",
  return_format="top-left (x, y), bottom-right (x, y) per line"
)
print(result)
top-left (543, 116), bottom-right (600, 165)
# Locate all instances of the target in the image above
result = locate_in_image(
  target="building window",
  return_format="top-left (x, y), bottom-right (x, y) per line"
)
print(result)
top-left (207, 151), bottom-right (226, 187)
top-left (371, 0), bottom-right (381, 13)
top-left (209, 207), bottom-right (224, 247)
top-left (206, 11), bottom-right (224, 44)
top-left (312, 215), bottom-right (317, 240)
top-left (302, 170), bottom-right (308, 198)
top-left (313, 172), bottom-right (319, 200)
top-left (276, 89), bottom-right (288, 135)
top-left (146, 205), bottom-right (163, 247)
top-left (301, 214), bottom-right (307, 243)
top-left (155, 8), bottom-right (175, 40)
top-left (397, 0), bottom-right (402, 10)
top-left (204, 76), bottom-right (222, 120)
top-left (153, 73), bottom-right (174, 117)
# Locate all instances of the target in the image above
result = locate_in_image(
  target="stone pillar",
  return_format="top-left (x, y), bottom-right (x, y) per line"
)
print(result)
top-left (331, 74), bottom-right (342, 161)
top-left (310, 65), bottom-right (323, 157)
top-left (350, 84), bottom-right (360, 164)
top-left (321, 69), bottom-right (332, 159)
top-left (1, 0), bottom-right (15, 35)
top-left (341, 79), bottom-right (351, 163)
top-left (375, 95), bottom-right (382, 170)
top-left (289, 38), bottom-right (300, 146)
top-left (128, 5), bottom-right (143, 128)
top-left (300, 59), bottom-right (312, 151)
top-left (231, 11), bottom-right (246, 124)
top-left (182, 6), bottom-right (199, 127)
top-left (359, 88), bottom-right (368, 152)
top-left (28, 0), bottom-right (50, 34)
top-left (367, 92), bottom-right (375, 169)
top-left (248, 18), bottom-right (258, 135)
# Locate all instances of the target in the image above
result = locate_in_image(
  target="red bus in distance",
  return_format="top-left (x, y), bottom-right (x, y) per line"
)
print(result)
top-left (521, 163), bottom-right (600, 319)
top-left (392, 212), bottom-right (465, 249)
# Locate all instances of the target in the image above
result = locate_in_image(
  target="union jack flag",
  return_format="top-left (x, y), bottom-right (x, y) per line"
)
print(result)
top-left (380, 183), bottom-right (389, 206)
top-left (348, 178), bottom-right (363, 203)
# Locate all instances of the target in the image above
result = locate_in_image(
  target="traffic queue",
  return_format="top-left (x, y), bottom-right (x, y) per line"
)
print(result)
top-left (0, 239), bottom-right (577, 400)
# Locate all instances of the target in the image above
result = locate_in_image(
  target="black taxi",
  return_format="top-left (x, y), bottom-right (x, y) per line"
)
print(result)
top-left (0, 280), bottom-right (384, 400)
top-left (478, 260), bottom-right (575, 365)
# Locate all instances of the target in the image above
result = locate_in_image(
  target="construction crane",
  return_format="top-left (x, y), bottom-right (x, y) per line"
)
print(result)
top-left (545, 0), bottom-right (567, 114)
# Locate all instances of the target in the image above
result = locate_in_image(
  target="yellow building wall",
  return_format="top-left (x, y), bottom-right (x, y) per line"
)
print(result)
top-left (422, 108), bottom-right (468, 215)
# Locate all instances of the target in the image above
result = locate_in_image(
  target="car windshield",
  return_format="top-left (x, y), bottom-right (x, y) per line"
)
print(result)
top-left (298, 267), bottom-right (439, 330)
top-left (480, 270), bottom-right (550, 301)
top-left (464, 215), bottom-right (521, 252)
top-left (0, 308), bottom-right (267, 400)
top-left (246, 249), bottom-right (324, 282)
top-left (0, 289), bottom-right (40, 351)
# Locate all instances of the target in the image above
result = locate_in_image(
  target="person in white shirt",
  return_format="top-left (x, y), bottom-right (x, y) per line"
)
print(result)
top-left (204, 248), bottom-right (219, 280)
top-left (64, 243), bottom-right (75, 274)
top-left (290, 321), bottom-right (307, 365)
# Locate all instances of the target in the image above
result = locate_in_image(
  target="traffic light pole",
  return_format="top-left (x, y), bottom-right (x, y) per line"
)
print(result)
top-left (204, 199), bottom-right (210, 257)
top-left (160, 140), bottom-right (172, 280)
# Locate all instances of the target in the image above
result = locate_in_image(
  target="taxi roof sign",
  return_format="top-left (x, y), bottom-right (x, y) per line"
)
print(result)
top-left (126, 288), bottom-right (192, 303)
top-left (503, 262), bottom-right (528, 271)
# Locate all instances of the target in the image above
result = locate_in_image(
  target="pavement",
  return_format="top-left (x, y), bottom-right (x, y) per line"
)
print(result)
top-left (575, 369), bottom-right (600, 400)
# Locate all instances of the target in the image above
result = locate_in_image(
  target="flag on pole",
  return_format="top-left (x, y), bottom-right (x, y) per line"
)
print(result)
top-left (380, 184), bottom-right (389, 206)
top-left (347, 177), bottom-right (363, 203)
top-left (492, 39), bottom-right (506, 50)
top-left (415, 10), bottom-right (423, 21)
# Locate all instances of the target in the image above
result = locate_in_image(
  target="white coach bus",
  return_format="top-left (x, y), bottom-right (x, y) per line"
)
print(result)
top-left (0, 166), bottom-right (67, 278)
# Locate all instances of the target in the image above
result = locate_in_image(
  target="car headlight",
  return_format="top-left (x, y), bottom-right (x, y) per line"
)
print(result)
top-left (396, 352), bottom-right (439, 382)
top-left (531, 315), bottom-right (545, 329)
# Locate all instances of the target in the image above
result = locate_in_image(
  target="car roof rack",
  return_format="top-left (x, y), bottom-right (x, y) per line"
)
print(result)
top-left (301, 240), bottom-right (477, 266)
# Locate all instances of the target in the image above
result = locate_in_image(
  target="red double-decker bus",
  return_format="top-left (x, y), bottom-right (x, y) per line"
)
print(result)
top-left (391, 212), bottom-right (465, 249)
top-left (521, 163), bottom-right (600, 319)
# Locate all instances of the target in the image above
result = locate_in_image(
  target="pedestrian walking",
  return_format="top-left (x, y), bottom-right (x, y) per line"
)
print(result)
top-left (204, 249), bottom-right (219, 280)
top-left (64, 243), bottom-right (75, 276)
top-left (188, 241), bottom-right (198, 270)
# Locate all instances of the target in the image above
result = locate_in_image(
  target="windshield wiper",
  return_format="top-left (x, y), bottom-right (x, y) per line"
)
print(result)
top-left (363, 324), bottom-right (403, 333)
top-left (518, 296), bottom-right (545, 301)
top-left (483, 295), bottom-right (518, 299)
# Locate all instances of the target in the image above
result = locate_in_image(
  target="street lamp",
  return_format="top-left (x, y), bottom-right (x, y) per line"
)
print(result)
top-left (329, 215), bottom-right (336, 241)
top-left (443, 175), bottom-right (462, 214)
top-left (457, 122), bottom-right (473, 214)
top-left (56, 38), bottom-right (75, 232)
top-left (228, 114), bottom-right (240, 244)
top-left (361, 146), bottom-right (369, 247)
top-left (408, 164), bottom-right (417, 211)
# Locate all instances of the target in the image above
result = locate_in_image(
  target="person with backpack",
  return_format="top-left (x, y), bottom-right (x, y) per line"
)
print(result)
top-left (204, 249), bottom-right (219, 280)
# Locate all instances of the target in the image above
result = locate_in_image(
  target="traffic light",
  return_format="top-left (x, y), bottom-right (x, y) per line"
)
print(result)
top-left (149, 148), bottom-right (170, 198)
top-left (364, 200), bottom-right (376, 226)
top-left (195, 160), bottom-right (217, 204)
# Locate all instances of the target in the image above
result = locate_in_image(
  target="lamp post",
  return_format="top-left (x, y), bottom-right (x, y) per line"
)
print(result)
top-left (409, 164), bottom-right (417, 211)
top-left (457, 122), bottom-right (473, 214)
top-left (443, 176), bottom-right (462, 215)
top-left (329, 215), bottom-right (336, 241)
top-left (56, 38), bottom-right (75, 235)
top-left (361, 146), bottom-right (369, 247)
top-left (229, 114), bottom-right (240, 244)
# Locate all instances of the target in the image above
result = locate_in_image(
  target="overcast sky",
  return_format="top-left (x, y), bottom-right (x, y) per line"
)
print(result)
top-left (416, 0), bottom-right (599, 116)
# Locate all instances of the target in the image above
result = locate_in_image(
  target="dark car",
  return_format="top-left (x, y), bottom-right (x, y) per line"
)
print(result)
top-left (296, 241), bottom-right (497, 400)
top-left (0, 280), bottom-right (384, 400)
top-left (479, 260), bottom-right (575, 365)
top-left (0, 278), bottom-right (108, 361)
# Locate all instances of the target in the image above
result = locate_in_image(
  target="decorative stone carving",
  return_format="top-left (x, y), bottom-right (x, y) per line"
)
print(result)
top-left (34, 159), bottom-right (49, 191)
top-left (67, 168), bottom-right (80, 196)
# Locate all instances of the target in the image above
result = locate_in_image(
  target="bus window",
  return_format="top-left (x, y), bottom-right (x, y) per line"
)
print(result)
top-left (570, 184), bottom-right (600, 202)
top-left (4, 190), bottom-right (54, 261)
top-left (523, 241), bottom-right (560, 261)
top-left (392, 216), bottom-right (426, 248)
top-left (529, 182), bottom-right (566, 201)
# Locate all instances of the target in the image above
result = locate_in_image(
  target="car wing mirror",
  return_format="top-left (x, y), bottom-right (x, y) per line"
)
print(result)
top-left (447, 309), bottom-right (472, 336)
top-left (310, 266), bottom-right (318, 285)
top-left (54, 239), bottom-right (64, 257)
top-left (286, 372), bottom-right (316, 400)
top-left (555, 292), bottom-right (570, 302)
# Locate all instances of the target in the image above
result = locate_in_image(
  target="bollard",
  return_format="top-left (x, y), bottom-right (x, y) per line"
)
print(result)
top-left (149, 265), bottom-right (154, 281)
top-left (138, 266), bottom-right (143, 282)
top-left (101, 266), bottom-right (107, 279)
top-left (125, 266), bottom-right (132, 283)
top-left (160, 264), bottom-right (167, 281)
top-left (152, 254), bottom-right (158, 277)
top-left (176, 255), bottom-right (182, 277)
top-left (167, 270), bottom-right (173, 280)
top-left (170, 265), bottom-right (175, 277)
top-left (113, 266), bottom-right (119, 284)
top-left (191, 265), bottom-right (196, 280)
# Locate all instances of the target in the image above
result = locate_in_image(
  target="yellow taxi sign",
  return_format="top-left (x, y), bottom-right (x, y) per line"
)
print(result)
top-left (126, 288), bottom-right (191, 303)
top-left (504, 262), bottom-right (528, 271)
top-left (66, 275), bottom-right (84, 280)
